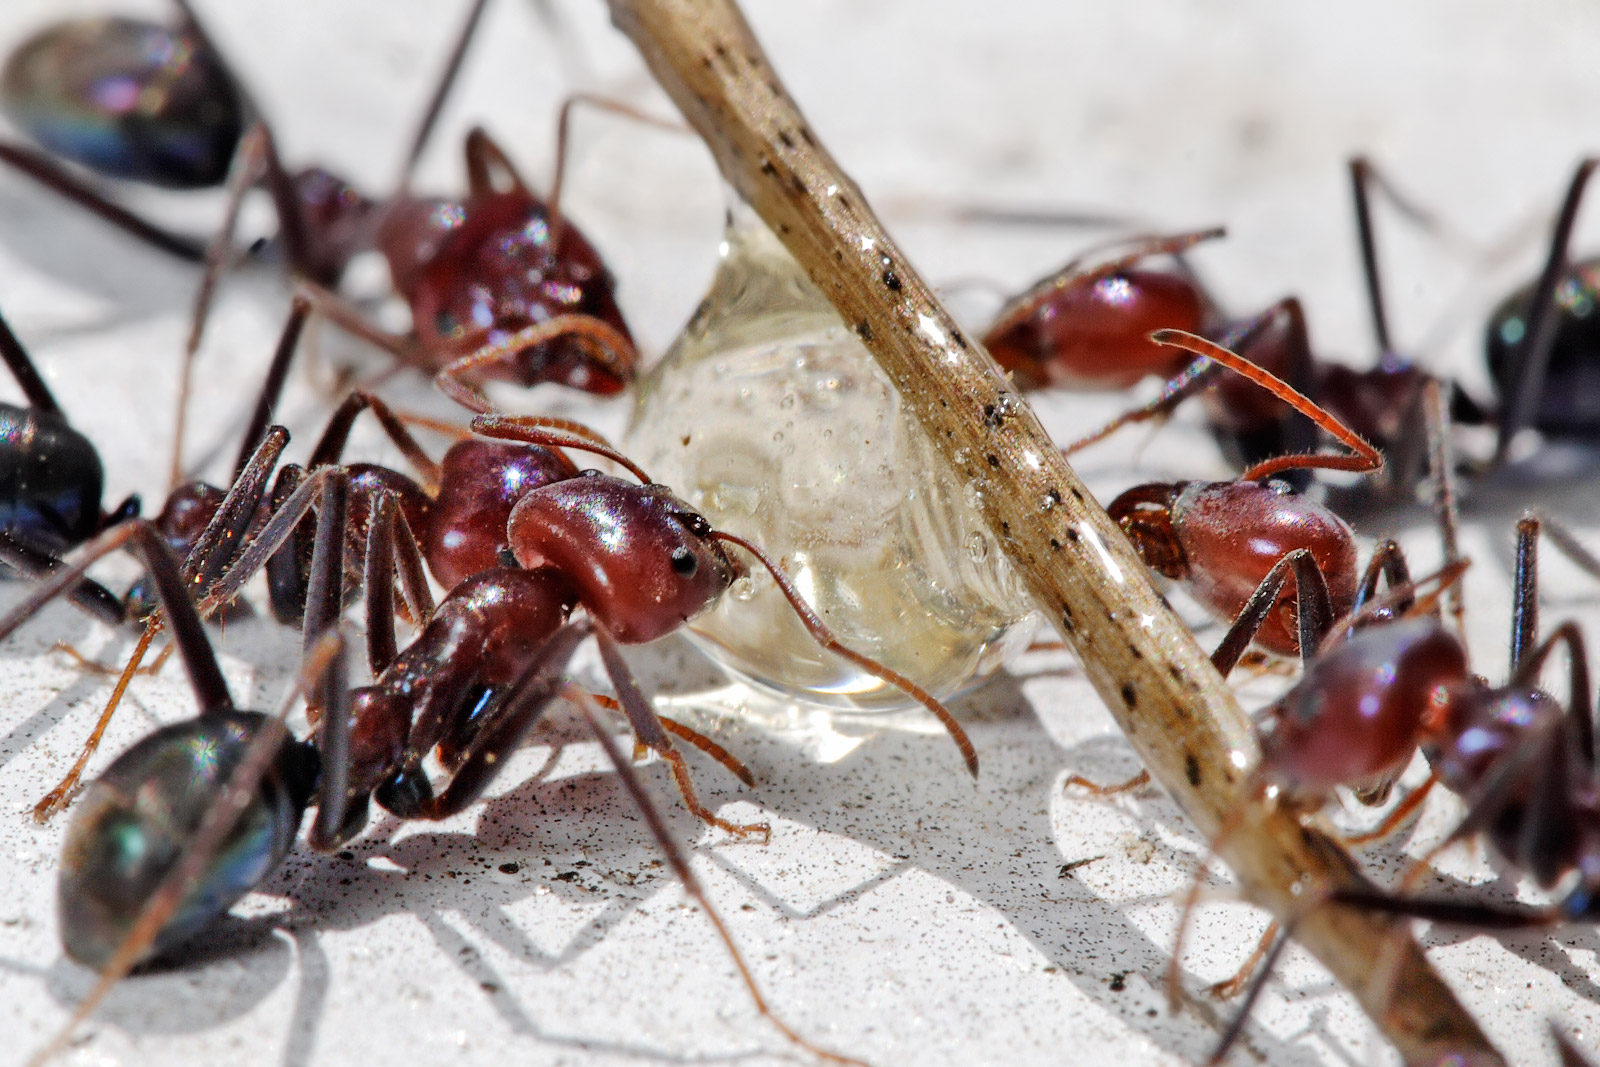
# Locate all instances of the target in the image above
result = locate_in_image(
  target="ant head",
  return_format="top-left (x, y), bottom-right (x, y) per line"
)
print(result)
top-left (506, 474), bottom-right (738, 644)
top-left (291, 167), bottom-right (379, 286)
top-left (389, 187), bottom-right (635, 396)
top-left (983, 268), bottom-right (1204, 391)
top-left (1106, 482), bottom-right (1187, 580)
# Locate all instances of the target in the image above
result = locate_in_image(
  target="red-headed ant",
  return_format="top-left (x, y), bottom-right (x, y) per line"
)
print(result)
top-left (12, 496), bottom-right (868, 1067)
top-left (1190, 512), bottom-right (1600, 1063)
top-left (0, 0), bottom-right (662, 425)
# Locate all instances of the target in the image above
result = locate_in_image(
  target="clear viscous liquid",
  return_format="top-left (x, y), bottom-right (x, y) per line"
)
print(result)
top-left (626, 206), bottom-right (1035, 712)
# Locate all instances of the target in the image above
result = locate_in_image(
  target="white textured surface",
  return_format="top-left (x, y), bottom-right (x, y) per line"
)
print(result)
top-left (0, 2), bottom-right (1598, 1066)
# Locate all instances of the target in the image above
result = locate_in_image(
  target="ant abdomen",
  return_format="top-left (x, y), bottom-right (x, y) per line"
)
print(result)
top-left (0, 402), bottom-right (105, 556)
top-left (1260, 619), bottom-right (1467, 801)
top-left (1, 17), bottom-right (243, 190)
top-left (1485, 265), bottom-right (1600, 438)
top-left (58, 711), bottom-right (317, 968)
top-left (984, 267), bottom-right (1204, 390)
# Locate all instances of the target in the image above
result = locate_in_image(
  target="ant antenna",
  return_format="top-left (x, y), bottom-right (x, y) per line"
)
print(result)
top-left (1149, 329), bottom-right (1382, 482)
top-left (710, 529), bottom-right (979, 778)
top-left (470, 413), bottom-right (653, 483)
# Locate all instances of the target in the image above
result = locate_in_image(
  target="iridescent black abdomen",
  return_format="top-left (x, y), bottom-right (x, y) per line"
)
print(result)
top-left (2, 18), bottom-right (243, 189)
top-left (1486, 260), bottom-right (1600, 437)
top-left (57, 711), bottom-right (316, 967)
top-left (0, 401), bottom-right (104, 555)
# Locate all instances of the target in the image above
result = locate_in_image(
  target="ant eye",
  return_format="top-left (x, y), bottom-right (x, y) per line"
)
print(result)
top-left (670, 547), bottom-right (698, 577)
top-left (680, 513), bottom-right (713, 537)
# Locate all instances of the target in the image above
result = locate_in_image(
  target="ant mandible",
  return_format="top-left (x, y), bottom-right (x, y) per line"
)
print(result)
top-left (12, 501), bottom-right (867, 1067)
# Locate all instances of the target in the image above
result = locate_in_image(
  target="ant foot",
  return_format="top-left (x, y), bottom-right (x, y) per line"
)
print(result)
top-left (713, 816), bottom-right (772, 844)
top-left (1064, 769), bottom-right (1150, 796)
top-left (52, 641), bottom-right (166, 677)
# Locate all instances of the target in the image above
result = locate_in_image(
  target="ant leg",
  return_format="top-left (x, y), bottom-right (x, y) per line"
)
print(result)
top-left (545, 94), bottom-right (688, 240)
top-left (1151, 328), bottom-right (1379, 482)
top-left (1511, 621), bottom-right (1594, 771)
top-left (1166, 787), bottom-right (1262, 1011)
top-left (1330, 884), bottom-right (1565, 930)
top-left (1205, 923), bottom-right (1293, 1066)
top-left (392, 623), bottom-right (595, 827)
top-left (712, 528), bottom-right (981, 778)
top-left (28, 429), bottom-right (291, 821)
top-left (300, 471), bottom-right (349, 720)
top-left (231, 296), bottom-right (312, 482)
top-left (1061, 769), bottom-right (1150, 796)
top-left (470, 412), bottom-right (651, 482)
top-left (264, 465), bottom-right (315, 626)
top-left (565, 685), bottom-right (868, 1067)
top-left (586, 693), bottom-right (758, 787)
top-left (0, 140), bottom-right (207, 261)
top-left (308, 389), bottom-right (443, 491)
top-left (594, 625), bottom-right (771, 840)
top-left (1352, 539), bottom-right (1412, 619)
top-left (0, 304), bottom-right (63, 414)
top-left (30, 629), bottom-right (344, 1067)
top-left (1498, 158), bottom-right (1600, 458)
top-left (172, 125), bottom-right (270, 490)
top-left (394, 0), bottom-right (493, 191)
top-left (434, 314), bottom-right (637, 412)
top-left (364, 490), bottom-right (400, 675)
top-left (1423, 378), bottom-right (1465, 636)
top-left (1512, 514), bottom-right (1543, 675)
top-left (1206, 919), bottom-right (1280, 1000)
top-left (1209, 549), bottom-right (1334, 677)
top-left (295, 279), bottom-right (434, 368)
top-left (388, 501), bottom-right (434, 626)
top-left (1342, 770), bottom-right (1439, 846)
top-left (0, 532), bottom-right (124, 626)
top-left (1349, 157), bottom-right (1397, 355)
top-left (657, 716), bottom-right (757, 788)
top-left (1063, 354), bottom-right (1219, 454)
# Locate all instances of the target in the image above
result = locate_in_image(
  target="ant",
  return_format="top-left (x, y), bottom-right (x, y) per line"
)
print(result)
top-left (0, 1), bottom-right (660, 398)
top-left (11, 499), bottom-right (867, 1067)
top-left (0, 2), bottom-right (673, 487)
top-left (987, 161), bottom-right (1529, 495)
top-left (8, 374), bottom-right (980, 822)
top-left (1095, 328), bottom-right (1445, 665)
top-left (1196, 510), bottom-right (1600, 1064)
